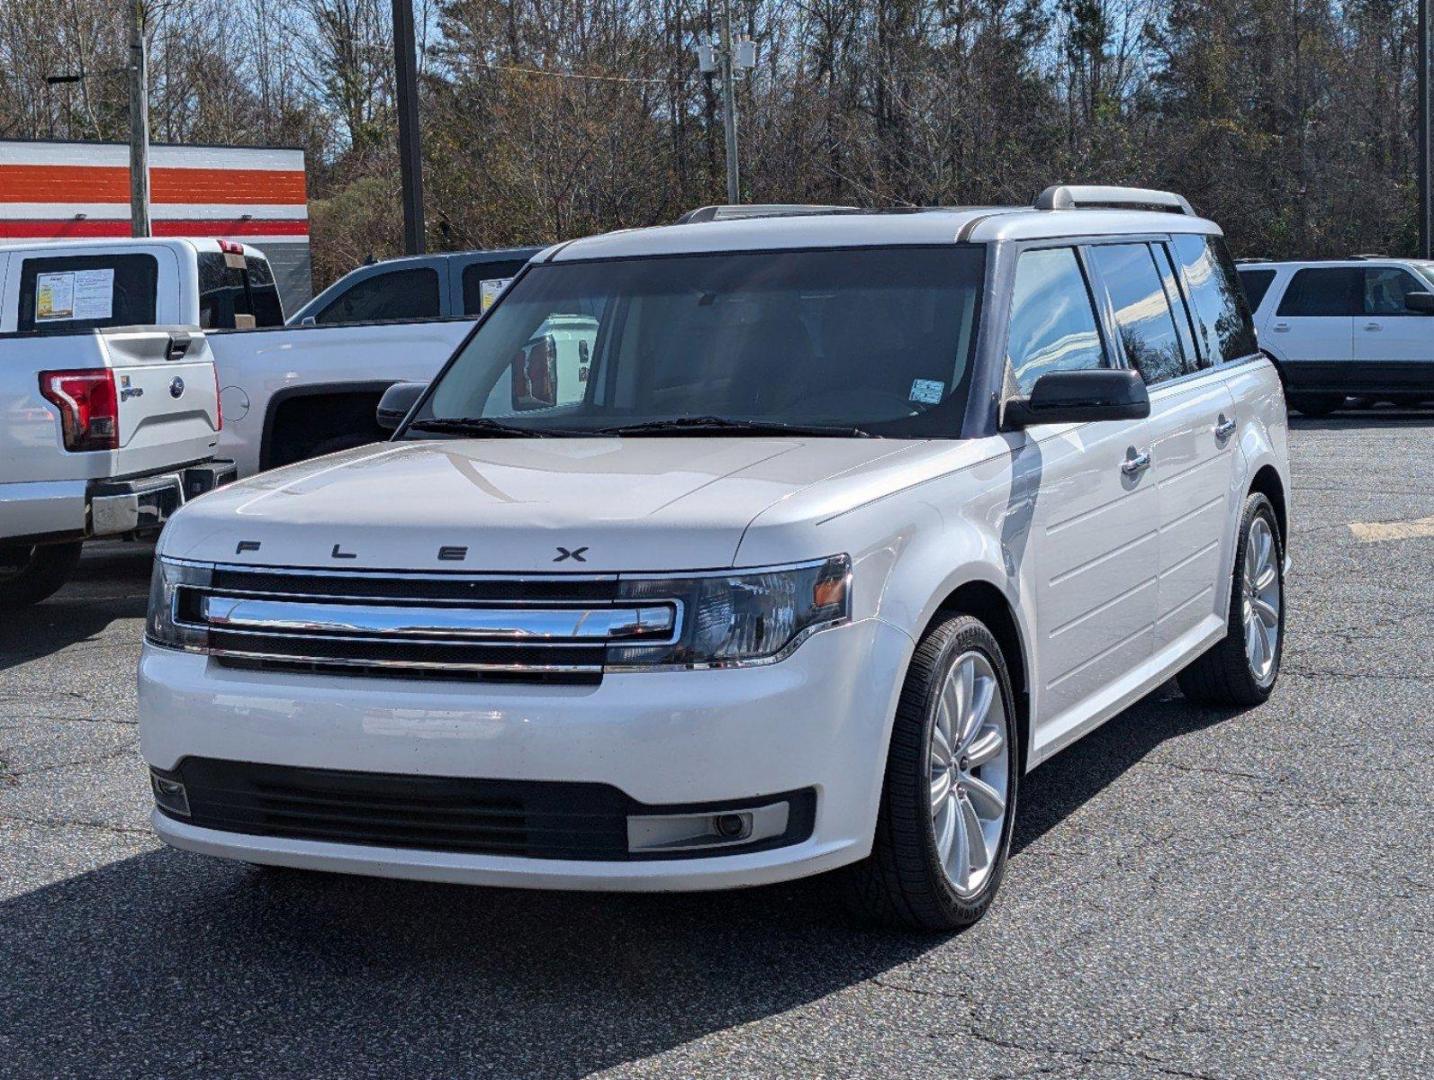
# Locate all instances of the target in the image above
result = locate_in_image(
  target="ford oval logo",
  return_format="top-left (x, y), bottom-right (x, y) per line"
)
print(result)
top-left (169, 377), bottom-right (185, 399)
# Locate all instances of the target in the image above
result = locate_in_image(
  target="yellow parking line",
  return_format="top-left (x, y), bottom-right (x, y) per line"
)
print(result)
top-left (1347, 515), bottom-right (1434, 542)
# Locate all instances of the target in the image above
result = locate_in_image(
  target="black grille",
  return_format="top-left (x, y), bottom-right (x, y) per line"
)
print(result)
top-left (209, 567), bottom-right (618, 603)
top-left (164, 758), bottom-right (816, 861)
top-left (184, 566), bottom-right (639, 683)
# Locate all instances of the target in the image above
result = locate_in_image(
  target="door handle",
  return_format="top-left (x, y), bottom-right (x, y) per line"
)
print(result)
top-left (1121, 448), bottom-right (1152, 476)
top-left (1271, 322), bottom-right (1290, 333)
top-left (1215, 415), bottom-right (1237, 440)
top-left (1363, 322), bottom-right (1383, 332)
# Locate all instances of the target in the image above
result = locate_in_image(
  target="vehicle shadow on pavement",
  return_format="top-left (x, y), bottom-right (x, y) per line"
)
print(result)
top-left (0, 847), bottom-right (930, 1078)
top-left (1011, 684), bottom-right (1235, 856)
top-left (1287, 405), bottom-right (1434, 430)
top-left (0, 685), bottom-right (1246, 1079)
top-left (0, 542), bottom-right (152, 672)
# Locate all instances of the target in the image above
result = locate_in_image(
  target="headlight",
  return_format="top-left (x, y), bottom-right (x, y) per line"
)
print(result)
top-left (607, 555), bottom-right (851, 669)
top-left (146, 557), bottom-right (212, 650)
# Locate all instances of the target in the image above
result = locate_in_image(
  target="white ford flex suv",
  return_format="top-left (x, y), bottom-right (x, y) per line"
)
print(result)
top-left (139, 187), bottom-right (1290, 930)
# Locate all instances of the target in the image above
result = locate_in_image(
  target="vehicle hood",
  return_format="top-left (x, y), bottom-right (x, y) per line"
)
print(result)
top-left (160, 437), bottom-right (924, 572)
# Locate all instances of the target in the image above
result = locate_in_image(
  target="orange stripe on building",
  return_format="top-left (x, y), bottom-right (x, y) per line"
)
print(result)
top-left (0, 164), bottom-right (307, 204)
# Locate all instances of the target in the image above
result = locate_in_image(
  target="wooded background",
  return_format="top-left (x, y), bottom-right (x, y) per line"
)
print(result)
top-left (1, 1), bottom-right (1421, 289)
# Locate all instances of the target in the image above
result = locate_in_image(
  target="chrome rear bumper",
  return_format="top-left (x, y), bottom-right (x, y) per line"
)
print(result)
top-left (89, 461), bottom-right (237, 537)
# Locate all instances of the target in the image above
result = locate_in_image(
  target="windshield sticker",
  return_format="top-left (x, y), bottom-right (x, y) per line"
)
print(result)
top-left (479, 277), bottom-right (513, 312)
top-left (35, 268), bottom-right (114, 322)
top-left (909, 378), bottom-right (945, 405)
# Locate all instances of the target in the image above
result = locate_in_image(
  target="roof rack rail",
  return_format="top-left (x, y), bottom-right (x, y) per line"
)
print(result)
top-left (1349, 253), bottom-right (1387, 260)
top-left (1035, 185), bottom-right (1195, 216)
top-left (676, 204), bottom-right (861, 224)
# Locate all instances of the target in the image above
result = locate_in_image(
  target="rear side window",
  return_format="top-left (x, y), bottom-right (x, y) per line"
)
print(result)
top-left (1275, 267), bottom-right (1360, 317)
top-left (461, 260), bottom-right (531, 315)
top-left (1172, 234), bottom-right (1259, 362)
top-left (1238, 269), bottom-right (1277, 311)
top-left (1088, 242), bottom-right (1187, 385)
top-left (197, 252), bottom-right (285, 329)
top-left (316, 267), bottom-right (440, 324)
top-left (16, 253), bottom-right (158, 333)
top-left (1006, 247), bottom-right (1107, 395)
top-left (1362, 267), bottom-right (1427, 315)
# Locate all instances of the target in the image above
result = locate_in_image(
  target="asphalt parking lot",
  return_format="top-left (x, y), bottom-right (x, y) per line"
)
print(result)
top-left (2, 409), bottom-right (1431, 1080)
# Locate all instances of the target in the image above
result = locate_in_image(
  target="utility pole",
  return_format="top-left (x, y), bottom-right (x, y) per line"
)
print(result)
top-left (1420, 0), bottom-right (1432, 258)
top-left (392, 0), bottom-right (425, 255)
top-left (127, 0), bottom-right (150, 238)
top-left (719, 0), bottom-right (739, 205)
top-left (696, 7), bottom-right (756, 206)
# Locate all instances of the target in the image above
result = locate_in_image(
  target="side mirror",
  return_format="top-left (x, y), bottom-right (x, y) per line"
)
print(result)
top-left (1404, 291), bottom-right (1434, 314)
top-left (376, 381), bottom-right (427, 431)
top-left (1003, 369), bottom-right (1151, 430)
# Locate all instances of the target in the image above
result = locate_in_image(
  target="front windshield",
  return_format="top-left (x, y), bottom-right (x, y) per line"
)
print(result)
top-left (415, 246), bottom-right (986, 438)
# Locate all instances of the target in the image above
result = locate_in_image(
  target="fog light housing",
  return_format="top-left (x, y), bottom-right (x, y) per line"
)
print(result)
top-left (626, 802), bottom-right (788, 853)
top-left (150, 769), bottom-right (190, 817)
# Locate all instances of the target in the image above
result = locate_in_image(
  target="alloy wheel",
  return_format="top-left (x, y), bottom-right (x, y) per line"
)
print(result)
top-left (1241, 516), bottom-right (1281, 685)
top-left (929, 650), bottom-right (1010, 898)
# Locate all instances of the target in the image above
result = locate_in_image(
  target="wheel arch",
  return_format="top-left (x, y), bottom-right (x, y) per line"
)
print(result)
top-left (260, 380), bottom-right (397, 471)
top-left (1249, 463), bottom-right (1288, 550)
top-left (930, 580), bottom-right (1030, 774)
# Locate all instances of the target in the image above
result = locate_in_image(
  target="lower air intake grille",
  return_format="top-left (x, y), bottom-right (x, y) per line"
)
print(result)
top-left (165, 758), bottom-right (816, 861)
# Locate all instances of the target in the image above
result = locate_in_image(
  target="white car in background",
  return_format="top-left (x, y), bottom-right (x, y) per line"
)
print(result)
top-left (139, 187), bottom-right (1290, 931)
top-left (1237, 257), bottom-right (1434, 415)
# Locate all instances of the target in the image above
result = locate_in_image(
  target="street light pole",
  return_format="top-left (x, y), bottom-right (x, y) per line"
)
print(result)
top-left (392, 0), bottom-right (425, 255)
top-left (1419, 0), bottom-right (1432, 258)
top-left (127, 0), bottom-right (151, 238)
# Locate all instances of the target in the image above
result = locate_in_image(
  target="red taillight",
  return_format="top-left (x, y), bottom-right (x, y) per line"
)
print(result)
top-left (39, 369), bottom-right (119, 452)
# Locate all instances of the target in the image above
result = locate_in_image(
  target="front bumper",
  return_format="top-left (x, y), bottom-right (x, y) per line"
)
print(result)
top-left (89, 461), bottom-right (237, 537)
top-left (139, 617), bottom-right (913, 890)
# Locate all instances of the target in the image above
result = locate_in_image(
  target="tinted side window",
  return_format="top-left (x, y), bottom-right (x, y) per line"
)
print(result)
top-left (1276, 267), bottom-right (1360, 317)
top-left (1362, 268), bottom-right (1427, 315)
top-left (1006, 247), bottom-right (1107, 395)
top-left (461, 260), bottom-right (531, 315)
top-left (245, 254), bottom-right (284, 326)
top-left (17, 254), bottom-right (158, 333)
top-left (1088, 242), bottom-right (1186, 385)
top-left (197, 253), bottom-right (285, 329)
top-left (1238, 269), bottom-right (1277, 311)
top-left (1172, 234), bottom-right (1259, 362)
top-left (316, 267), bottom-right (440, 324)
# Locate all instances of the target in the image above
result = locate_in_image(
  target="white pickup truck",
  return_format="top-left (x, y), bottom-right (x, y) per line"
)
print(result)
top-left (0, 237), bottom-right (527, 479)
top-left (0, 324), bottom-right (230, 606)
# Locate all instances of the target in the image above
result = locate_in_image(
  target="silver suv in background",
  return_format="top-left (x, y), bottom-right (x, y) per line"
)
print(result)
top-left (1238, 258), bottom-right (1434, 415)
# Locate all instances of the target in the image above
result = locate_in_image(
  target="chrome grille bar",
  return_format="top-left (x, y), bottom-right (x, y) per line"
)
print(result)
top-left (197, 596), bottom-right (678, 643)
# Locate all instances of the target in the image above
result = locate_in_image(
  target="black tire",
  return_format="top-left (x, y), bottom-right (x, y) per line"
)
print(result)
top-left (842, 614), bottom-right (1019, 932)
top-left (1287, 393), bottom-right (1343, 417)
top-left (0, 541), bottom-right (82, 609)
top-left (1177, 492), bottom-right (1285, 707)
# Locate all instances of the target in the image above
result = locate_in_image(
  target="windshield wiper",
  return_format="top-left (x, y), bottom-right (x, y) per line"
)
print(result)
top-left (407, 417), bottom-right (564, 438)
top-left (595, 416), bottom-right (876, 438)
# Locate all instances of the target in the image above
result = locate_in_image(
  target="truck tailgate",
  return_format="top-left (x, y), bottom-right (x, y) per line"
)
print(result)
top-left (101, 327), bottom-right (220, 475)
